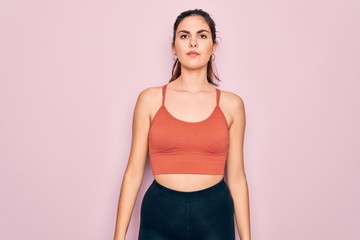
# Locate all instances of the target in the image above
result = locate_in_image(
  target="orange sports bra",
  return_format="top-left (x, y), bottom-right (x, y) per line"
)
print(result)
top-left (148, 84), bottom-right (229, 175)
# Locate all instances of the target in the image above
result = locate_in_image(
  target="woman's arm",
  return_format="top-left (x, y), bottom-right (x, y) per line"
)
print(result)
top-left (113, 89), bottom-right (153, 240)
top-left (225, 93), bottom-right (251, 240)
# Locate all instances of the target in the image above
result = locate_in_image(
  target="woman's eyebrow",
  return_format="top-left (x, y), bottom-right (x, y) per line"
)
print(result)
top-left (177, 29), bottom-right (210, 34)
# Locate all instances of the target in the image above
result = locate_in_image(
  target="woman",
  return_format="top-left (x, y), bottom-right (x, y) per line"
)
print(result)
top-left (113, 9), bottom-right (251, 240)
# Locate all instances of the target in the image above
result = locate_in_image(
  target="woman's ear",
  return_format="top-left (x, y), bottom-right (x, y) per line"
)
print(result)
top-left (171, 43), bottom-right (176, 55)
top-left (212, 42), bottom-right (218, 53)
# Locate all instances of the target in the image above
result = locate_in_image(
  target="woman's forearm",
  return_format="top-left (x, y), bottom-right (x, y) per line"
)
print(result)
top-left (113, 170), bottom-right (143, 240)
top-left (228, 177), bottom-right (251, 240)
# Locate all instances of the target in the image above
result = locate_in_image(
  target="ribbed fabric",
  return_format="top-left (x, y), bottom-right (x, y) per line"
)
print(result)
top-left (148, 84), bottom-right (229, 175)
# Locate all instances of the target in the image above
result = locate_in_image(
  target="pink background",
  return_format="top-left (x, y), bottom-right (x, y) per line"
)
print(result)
top-left (1, 0), bottom-right (359, 239)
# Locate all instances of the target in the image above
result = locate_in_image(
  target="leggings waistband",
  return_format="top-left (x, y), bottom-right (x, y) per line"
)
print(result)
top-left (150, 178), bottom-right (228, 202)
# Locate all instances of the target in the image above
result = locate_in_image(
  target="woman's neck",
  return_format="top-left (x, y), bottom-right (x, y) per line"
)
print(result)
top-left (174, 66), bottom-right (212, 92)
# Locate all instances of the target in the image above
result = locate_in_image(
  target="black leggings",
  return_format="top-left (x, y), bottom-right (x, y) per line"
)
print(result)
top-left (138, 178), bottom-right (235, 240)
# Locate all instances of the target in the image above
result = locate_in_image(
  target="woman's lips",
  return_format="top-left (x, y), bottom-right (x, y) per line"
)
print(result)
top-left (187, 52), bottom-right (200, 57)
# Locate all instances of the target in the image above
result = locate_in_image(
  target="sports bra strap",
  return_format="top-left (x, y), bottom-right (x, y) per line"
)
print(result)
top-left (161, 84), bottom-right (167, 105)
top-left (216, 88), bottom-right (220, 106)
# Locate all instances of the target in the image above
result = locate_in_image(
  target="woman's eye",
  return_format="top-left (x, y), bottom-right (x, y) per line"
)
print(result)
top-left (199, 34), bottom-right (207, 39)
top-left (180, 34), bottom-right (188, 39)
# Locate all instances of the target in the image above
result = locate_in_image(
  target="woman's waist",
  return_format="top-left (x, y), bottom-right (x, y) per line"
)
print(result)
top-left (153, 174), bottom-right (224, 192)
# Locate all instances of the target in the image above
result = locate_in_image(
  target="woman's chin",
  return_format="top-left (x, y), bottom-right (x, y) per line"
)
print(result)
top-left (181, 63), bottom-right (208, 71)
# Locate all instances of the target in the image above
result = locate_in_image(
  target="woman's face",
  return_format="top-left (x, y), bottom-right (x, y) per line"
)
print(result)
top-left (172, 15), bottom-right (217, 71)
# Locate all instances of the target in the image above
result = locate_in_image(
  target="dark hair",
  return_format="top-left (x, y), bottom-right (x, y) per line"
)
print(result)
top-left (169, 9), bottom-right (220, 86)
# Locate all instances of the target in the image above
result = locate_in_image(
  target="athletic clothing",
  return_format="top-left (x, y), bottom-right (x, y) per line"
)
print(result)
top-left (139, 84), bottom-right (235, 240)
top-left (139, 178), bottom-right (235, 240)
top-left (148, 84), bottom-right (229, 175)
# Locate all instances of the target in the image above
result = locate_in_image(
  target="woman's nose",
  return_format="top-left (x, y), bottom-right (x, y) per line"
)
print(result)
top-left (189, 37), bottom-right (198, 48)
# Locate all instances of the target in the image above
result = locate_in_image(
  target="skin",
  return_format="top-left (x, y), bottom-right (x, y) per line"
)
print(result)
top-left (113, 15), bottom-right (251, 240)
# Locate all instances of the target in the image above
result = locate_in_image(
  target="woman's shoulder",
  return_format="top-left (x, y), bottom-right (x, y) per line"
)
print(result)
top-left (218, 89), bottom-right (245, 125)
top-left (138, 86), bottom-right (162, 98)
top-left (218, 89), bottom-right (245, 110)
top-left (135, 85), bottom-right (163, 108)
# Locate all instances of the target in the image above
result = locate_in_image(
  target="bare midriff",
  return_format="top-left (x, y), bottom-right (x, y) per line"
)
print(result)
top-left (154, 174), bottom-right (224, 192)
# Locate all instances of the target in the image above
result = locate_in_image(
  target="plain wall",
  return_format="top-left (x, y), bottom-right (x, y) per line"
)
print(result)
top-left (0, 0), bottom-right (359, 239)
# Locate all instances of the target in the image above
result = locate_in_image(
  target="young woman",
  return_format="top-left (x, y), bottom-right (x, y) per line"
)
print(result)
top-left (113, 9), bottom-right (251, 240)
